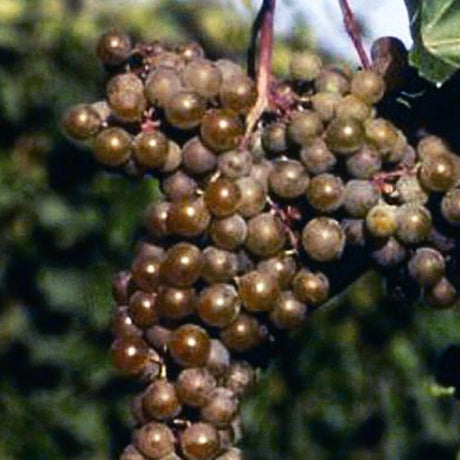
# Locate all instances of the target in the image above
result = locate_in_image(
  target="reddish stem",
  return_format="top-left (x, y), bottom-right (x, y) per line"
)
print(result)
top-left (338, 0), bottom-right (371, 69)
top-left (244, 0), bottom-right (276, 139)
top-left (256, 0), bottom-right (275, 104)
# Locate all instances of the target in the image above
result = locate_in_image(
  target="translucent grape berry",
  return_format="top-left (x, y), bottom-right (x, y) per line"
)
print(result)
top-left (302, 217), bottom-right (345, 262)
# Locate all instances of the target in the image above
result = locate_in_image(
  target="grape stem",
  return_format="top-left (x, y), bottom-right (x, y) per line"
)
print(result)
top-left (244, 0), bottom-right (276, 141)
top-left (267, 196), bottom-right (301, 251)
top-left (338, 0), bottom-right (371, 69)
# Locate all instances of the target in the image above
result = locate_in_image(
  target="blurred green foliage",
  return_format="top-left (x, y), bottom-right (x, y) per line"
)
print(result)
top-left (0, 1), bottom-right (458, 459)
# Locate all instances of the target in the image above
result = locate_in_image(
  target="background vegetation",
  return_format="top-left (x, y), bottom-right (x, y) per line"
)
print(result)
top-left (0, 1), bottom-right (458, 459)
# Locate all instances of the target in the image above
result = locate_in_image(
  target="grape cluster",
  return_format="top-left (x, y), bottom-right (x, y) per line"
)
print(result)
top-left (63, 30), bottom-right (459, 459)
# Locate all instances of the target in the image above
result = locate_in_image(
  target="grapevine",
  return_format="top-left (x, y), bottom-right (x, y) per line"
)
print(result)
top-left (61, 1), bottom-right (460, 458)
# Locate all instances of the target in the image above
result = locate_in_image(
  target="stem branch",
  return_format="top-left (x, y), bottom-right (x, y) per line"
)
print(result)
top-left (244, 0), bottom-right (276, 139)
top-left (338, 0), bottom-right (370, 69)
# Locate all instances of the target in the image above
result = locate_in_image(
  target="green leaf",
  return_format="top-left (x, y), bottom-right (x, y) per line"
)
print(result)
top-left (405, 0), bottom-right (460, 84)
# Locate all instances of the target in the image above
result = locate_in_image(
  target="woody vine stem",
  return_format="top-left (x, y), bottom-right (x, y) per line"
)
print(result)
top-left (245, 0), bottom-right (276, 138)
top-left (338, 0), bottom-right (371, 68)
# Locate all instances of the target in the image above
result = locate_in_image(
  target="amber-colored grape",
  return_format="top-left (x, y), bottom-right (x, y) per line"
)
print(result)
top-left (293, 270), bottom-right (330, 305)
top-left (300, 138), bottom-right (337, 175)
top-left (325, 118), bottom-right (365, 155)
top-left (131, 256), bottom-right (162, 293)
top-left (161, 243), bottom-right (203, 288)
top-left (133, 131), bottom-right (168, 169)
top-left (238, 271), bottom-right (280, 312)
top-left (441, 188), bottom-right (460, 224)
top-left (178, 42), bottom-right (205, 61)
top-left (182, 137), bottom-right (217, 176)
top-left (145, 325), bottom-right (172, 351)
top-left (167, 198), bottom-right (211, 238)
top-left (181, 423), bottom-right (220, 460)
top-left (204, 178), bottom-right (242, 217)
top-left (93, 127), bottom-right (132, 166)
top-left (165, 91), bottom-right (206, 129)
top-left (236, 177), bottom-right (267, 217)
top-left (157, 286), bottom-right (196, 320)
top-left (268, 160), bottom-right (310, 199)
top-left (314, 68), bottom-right (350, 95)
top-left (62, 104), bottom-right (101, 140)
top-left (311, 92), bottom-right (341, 122)
top-left (201, 388), bottom-right (239, 428)
top-left (220, 74), bottom-right (257, 114)
top-left (201, 110), bottom-right (244, 153)
top-left (96, 29), bottom-right (132, 65)
top-left (160, 140), bottom-right (182, 173)
top-left (269, 291), bottom-right (307, 330)
top-left (112, 335), bottom-right (150, 375)
top-left (207, 339), bottom-right (231, 378)
top-left (250, 160), bottom-right (274, 190)
top-left (417, 135), bottom-right (450, 160)
top-left (218, 149), bottom-right (253, 179)
top-left (198, 284), bottom-right (241, 328)
top-left (112, 270), bottom-right (132, 305)
top-left (306, 173), bottom-right (344, 212)
top-left (147, 50), bottom-right (184, 71)
top-left (225, 361), bottom-right (256, 396)
top-left (351, 70), bottom-right (386, 104)
top-left (408, 247), bottom-right (445, 287)
top-left (364, 118), bottom-right (399, 154)
top-left (202, 247), bottom-right (239, 284)
top-left (424, 278), bottom-right (458, 310)
top-left (257, 255), bottom-right (297, 289)
top-left (290, 51), bottom-right (323, 81)
top-left (245, 213), bottom-right (286, 258)
top-left (366, 203), bottom-right (398, 238)
top-left (209, 214), bottom-right (248, 251)
top-left (106, 73), bottom-right (146, 121)
top-left (111, 306), bottom-right (142, 338)
top-left (145, 67), bottom-right (183, 107)
top-left (142, 379), bottom-right (182, 421)
top-left (287, 111), bottom-right (323, 146)
top-left (144, 201), bottom-right (171, 239)
top-left (176, 367), bottom-right (217, 408)
top-left (169, 324), bottom-right (211, 367)
top-left (220, 314), bottom-right (262, 352)
top-left (182, 58), bottom-right (223, 99)
top-left (162, 171), bottom-right (198, 202)
top-left (261, 122), bottom-right (288, 155)
top-left (215, 59), bottom-right (245, 85)
top-left (419, 153), bottom-right (456, 192)
top-left (336, 95), bottom-right (372, 121)
top-left (395, 204), bottom-right (432, 244)
top-left (133, 422), bottom-right (175, 459)
top-left (302, 217), bottom-right (345, 262)
top-left (128, 291), bottom-right (158, 329)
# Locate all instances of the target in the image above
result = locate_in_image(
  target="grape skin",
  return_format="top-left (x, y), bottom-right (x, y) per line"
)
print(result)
top-left (395, 204), bottom-right (432, 245)
top-left (300, 138), bottom-right (337, 175)
top-left (307, 174), bottom-right (344, 213)
top-left (343, 180), bottom-right (380, 218)
top-left (302, 217), bottom-right (345, 262)
top-left (441, 188), bottom-right (460, 224)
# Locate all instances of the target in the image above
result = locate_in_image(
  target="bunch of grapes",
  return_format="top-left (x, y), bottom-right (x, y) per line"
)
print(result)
top-left (63, 30), bottom-right (459, 459)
